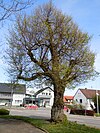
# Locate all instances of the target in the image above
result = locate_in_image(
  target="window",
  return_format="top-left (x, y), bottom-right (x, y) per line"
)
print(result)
top-left (76, 99), bottom-right (78, 102)
top-left (45, 101), bottom-right (50, 106)
top-left (80, 99), bottom-right (82, 103)
top-left (15, 100), bottom-right (22, 103)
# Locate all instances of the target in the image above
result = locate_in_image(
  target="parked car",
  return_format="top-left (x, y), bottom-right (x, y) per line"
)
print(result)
top-left (24, 104), bottom-right (38, 109)
top-left (64, 106), bottom-right (69, 111)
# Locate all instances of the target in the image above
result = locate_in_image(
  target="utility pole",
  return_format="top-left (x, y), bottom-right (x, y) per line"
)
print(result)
top-left (96, 90), bottom-right (99, 115)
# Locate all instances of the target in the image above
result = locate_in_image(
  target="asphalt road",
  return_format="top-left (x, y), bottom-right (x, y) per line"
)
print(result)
top-left (10, 107), bottom-right (51, 119)
top-left (10, 107), bottom-right (100, 129)
top-left (66, 113), bottom-right (100, 129)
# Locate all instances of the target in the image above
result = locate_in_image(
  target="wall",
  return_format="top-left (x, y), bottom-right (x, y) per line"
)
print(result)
top-left (12, 94), bottom-right (25, 106)
top-left (74, 89), bottom-right (93, 110)
top-left (37, 88), bottom-right (54, 107)
top-left (74, 89), bottom-right (87, 107)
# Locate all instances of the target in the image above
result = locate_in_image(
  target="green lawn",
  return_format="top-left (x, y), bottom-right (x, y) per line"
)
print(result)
top-left (0, 115), bottom-right (100, 133)
top-left (95, 113), bottom-right (100, 117)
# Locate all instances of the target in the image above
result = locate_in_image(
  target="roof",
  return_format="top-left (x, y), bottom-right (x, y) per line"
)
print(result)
top-left (80, 88), bottom-right (100, 99)
top-left (34, 87), bottom-right (53, 96)
top-left (0, 83), bottom-right (26, 94)
top-left (63, 96), bottom-right (73, 102)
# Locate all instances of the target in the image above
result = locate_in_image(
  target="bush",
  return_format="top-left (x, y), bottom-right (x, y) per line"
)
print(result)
top-left (0, 108), bottom-right (9, 115)
top-left (70, 109), bottom-right (94, 116)
top-left (95, 113), bottom-right (100, 117)
top-left (67, 104), bottom-right (85, 110)
top-left (86, 110), bottom-right (95, 116)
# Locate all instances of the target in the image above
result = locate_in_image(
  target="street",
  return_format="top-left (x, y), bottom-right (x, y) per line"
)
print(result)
top-left (66, 113), bottom-right (100, 129)
top-left (10, 107), bottom-right (100, 129)
top-left (10, 107), bottom-right (51, 119)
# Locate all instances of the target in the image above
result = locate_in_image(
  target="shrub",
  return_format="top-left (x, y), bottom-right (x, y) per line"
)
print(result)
top-left (70, 109), bottom-right (94, 116)
top-left (86, 110), bottom-right (95, 116)
top-left (0, 108), bottom-right (9, 115)
top-left (67, 104), bottom-right (85, 110)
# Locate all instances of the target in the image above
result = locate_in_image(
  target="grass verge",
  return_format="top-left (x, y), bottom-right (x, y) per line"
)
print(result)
top-left (0, 115), bottom-right (100, 133)
top-left (95, 113), bottom-right (100, 117)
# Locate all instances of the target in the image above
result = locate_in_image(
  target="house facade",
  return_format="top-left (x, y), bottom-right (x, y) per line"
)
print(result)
top-left (23, 88), bottom-right (38, 105)
top-left (24, 87), bottom-right (54, 108)
top-left (25, 88), bottom-right (74, 108)
top-left (73, 88), bottom-right (100, 110)
top-left (0, 83), bottom-right (26, 106)
top-left (35, 88), bottom-right (54, 108)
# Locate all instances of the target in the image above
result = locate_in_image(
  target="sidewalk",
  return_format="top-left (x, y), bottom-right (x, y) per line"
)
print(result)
top-left (0, 118), bottom-right (45, 133)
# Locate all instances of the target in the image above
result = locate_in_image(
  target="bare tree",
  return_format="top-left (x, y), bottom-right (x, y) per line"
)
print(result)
top-left (0, 0), bottom-right (34, 21)
top-left (6, 2), bottom-right (97, 122)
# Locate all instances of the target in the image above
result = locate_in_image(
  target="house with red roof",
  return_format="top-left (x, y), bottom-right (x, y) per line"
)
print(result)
top-left (73, 88), bottom-right (100, 110)
top-left (63, 96), bottom-right (73, 105)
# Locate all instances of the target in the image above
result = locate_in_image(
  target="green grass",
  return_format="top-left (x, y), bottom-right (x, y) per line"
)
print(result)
top-left (0, 115), bottom-right (100, 133)
top-left (95, 113), bottom-right (100, 117)
top-left (0, 108), bottom-right (9, 115)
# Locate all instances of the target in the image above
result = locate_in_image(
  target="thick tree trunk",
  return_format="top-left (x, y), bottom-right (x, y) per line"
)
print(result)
top-left (51, 84), bottom-right (67, 122)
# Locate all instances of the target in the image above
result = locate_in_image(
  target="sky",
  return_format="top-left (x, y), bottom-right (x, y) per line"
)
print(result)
top-left (0, 0), bottom-right (100, 96)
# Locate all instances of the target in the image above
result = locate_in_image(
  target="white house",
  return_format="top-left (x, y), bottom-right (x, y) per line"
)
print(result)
top-left (73, 88), bottom-right (100, 110)
top-left (35, 87), bottom-right (54, 108)
top-left (0, 83), bottom-right (26, 106)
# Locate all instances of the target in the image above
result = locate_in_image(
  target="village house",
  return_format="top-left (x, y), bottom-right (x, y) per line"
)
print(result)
top-left (63, 96), bottom-right (73, 105)
top-left (25, 88), bottom-right (74, 108)
top-left (35, 87), bottom-right (54, 108)
top-left (73, 88), bottom-right (100, 110)
top-left (0, 83), bottom-right (26, 106)
top-left (24, 87), bottom-right (54, 108)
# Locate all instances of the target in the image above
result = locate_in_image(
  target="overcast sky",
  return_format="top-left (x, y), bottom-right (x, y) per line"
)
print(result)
top-left (0, 0), bottom-right (100, 95)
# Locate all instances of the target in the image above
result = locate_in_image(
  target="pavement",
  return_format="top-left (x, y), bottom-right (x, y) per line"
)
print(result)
top-left (0, 118), bottom-right (45, 133)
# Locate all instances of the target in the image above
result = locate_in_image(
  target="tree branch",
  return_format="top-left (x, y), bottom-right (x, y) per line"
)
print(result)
top-left (0, 0), bottom-right (34, 21)
top-left (27, 49), bottom-right (50, 72)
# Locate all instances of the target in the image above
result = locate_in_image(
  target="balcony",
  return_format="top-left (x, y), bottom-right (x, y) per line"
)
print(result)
top-left (0, 93), bottom-right (12, 99)
top-left (38, 94), bottom-right (52, 99)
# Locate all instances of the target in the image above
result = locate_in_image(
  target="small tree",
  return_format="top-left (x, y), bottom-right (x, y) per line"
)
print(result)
top-left (6, 2), bottom-right (97, 122)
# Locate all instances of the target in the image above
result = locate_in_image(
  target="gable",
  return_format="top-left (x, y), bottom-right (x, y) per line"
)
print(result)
top-left (74, 89), bottom-right (86, 100)
top-left (34, 87), bottom-right (53, 96)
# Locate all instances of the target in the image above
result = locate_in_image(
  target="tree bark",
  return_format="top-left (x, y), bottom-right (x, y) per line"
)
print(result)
top-left (51, 84), bottom-right (67, 122)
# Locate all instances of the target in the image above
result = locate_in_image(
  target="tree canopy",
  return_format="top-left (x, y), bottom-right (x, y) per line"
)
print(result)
top-left (6, 2), bottom-right (97, 122)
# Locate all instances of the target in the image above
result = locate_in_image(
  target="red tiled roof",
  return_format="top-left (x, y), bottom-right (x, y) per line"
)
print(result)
top-left (80, 89), bottom-right (100, 99)
top-left (63, 96), bottom-right (73, 102)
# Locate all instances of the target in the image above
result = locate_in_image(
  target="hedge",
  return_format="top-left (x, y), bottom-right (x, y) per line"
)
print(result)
top-left (0, 108), bottom-right (9, 115)
top-left (70, 109), bottom-right (94, 116)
